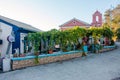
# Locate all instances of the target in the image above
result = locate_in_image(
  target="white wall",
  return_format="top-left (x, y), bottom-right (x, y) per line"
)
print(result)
top-left (0, 22), bottom-right (12, 57)
top-left (20, 33), bottom-right (27, 54)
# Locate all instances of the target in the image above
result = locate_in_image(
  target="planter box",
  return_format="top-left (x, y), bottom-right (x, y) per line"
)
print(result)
top-left (11, 51), bottom-right (83, 70)
top-left (3, 58), bottom-right (11, 72)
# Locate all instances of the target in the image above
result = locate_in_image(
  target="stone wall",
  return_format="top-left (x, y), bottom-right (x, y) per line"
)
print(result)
top-left (11, 52), bottom-right (82, 70)
top-left (11, 45), bottom-right (116, 70)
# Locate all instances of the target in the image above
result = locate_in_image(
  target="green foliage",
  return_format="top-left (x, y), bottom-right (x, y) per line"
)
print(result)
top-left (115, 28), bottom-right (120, 39)
top-left (104, 4), bottom-right (120, 36)
top-left (102, 27), bottom-right (113, 39)
top-left (89, 27), bottom-right (103, 37)
top-left (112, 14), bottom-right (120, 24)
top-left (27, 26), bottom-right (113, 53)
top-left (110, 39), bottom-right (115, 45)
top-left (58, 27), bottom-right (87, 51)
top-left (34, 55), bottom-right (39, 64)
top-left (28, 32), bottom-right (42, 52)
top-left (27, 32), bottom-right (42, 63)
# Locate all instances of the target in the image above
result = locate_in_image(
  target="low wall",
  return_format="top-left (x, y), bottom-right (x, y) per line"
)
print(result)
top-left (11, 51), bottom-right (83, 70)
top-left (11, 45), bottom-right (116, 70)
top-left (99, 45), bottom-right (116, 53)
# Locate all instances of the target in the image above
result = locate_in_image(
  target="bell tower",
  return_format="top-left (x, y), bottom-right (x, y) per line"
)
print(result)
top-left (91, 11), bottom-right (102, 27)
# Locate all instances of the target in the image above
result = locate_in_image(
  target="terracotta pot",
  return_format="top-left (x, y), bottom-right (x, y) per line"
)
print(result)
top-left (13, 54), bottom-right (17, 57)
top-left (62, 49), bottom-right (68, 52)
top-left (48, 50), bottom-right (53, 54)
top-left (20, 54), bottom-right (25, 57)
top-left (34, 52), bottom-right (39, 56)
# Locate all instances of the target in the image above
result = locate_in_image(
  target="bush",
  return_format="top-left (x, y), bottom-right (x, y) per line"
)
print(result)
top-left (110, 40), bottom-right (115, 45)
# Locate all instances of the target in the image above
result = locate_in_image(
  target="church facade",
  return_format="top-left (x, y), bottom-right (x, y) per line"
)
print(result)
top-left (91, 11), bottom-right (102, 27)
top-left (59, 11), bottom-right (102, 30)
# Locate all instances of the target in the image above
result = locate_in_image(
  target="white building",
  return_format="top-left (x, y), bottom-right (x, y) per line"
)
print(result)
top-left (0, 15), bottom-right (41, 58)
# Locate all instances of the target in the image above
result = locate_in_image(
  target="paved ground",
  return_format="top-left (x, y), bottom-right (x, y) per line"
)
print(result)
top-left (0, 42), bottom-right (120, 80)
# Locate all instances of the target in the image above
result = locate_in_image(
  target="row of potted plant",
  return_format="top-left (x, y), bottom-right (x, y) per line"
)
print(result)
top-left (27, 26), bottom-right (113, 54)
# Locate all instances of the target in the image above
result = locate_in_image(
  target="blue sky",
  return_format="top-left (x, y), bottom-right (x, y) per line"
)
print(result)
top-left (0, 0), bottom-right (119, 31)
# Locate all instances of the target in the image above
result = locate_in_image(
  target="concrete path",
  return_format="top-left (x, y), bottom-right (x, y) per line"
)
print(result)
top-left (0, 42), bottom-right (120, 80)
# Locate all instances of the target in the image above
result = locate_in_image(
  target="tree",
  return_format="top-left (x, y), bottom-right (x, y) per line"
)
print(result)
top-left (116, 28), bottom-right (120, 40)
top-left (104, 27), bottom-right (113, 39)
top-left (104, 4), bottom-right (120, 31)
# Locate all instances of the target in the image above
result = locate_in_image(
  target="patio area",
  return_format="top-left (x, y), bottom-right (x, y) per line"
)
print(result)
top-left (0, 42), bottom-right (120, 80)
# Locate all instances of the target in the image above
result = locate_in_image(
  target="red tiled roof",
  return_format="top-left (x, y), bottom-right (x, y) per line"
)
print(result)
top-left (59, 18), bottom-right (90, 27)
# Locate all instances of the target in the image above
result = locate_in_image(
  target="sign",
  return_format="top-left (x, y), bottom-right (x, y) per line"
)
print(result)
top-left (7, 35), bottom-right (15, 42)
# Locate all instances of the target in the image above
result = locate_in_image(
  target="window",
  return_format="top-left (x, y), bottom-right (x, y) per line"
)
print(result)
top-left (96, 16), bottom-right (99, 22)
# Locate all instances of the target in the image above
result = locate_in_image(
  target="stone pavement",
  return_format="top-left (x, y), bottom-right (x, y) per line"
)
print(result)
top-left (0, 42), bottom-right (120, 80)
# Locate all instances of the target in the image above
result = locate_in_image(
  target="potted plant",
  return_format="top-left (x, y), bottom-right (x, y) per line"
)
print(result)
top-left (27, 32), bottom-right (41, 63)
top-left (20, 53), bottom-right (25, 57)
top-left (13, 53), bottom-right (17, 57)
top-left (61, 46), bottom-right (68, 52)
top-left (47, 46), bottom-right (53, 54)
